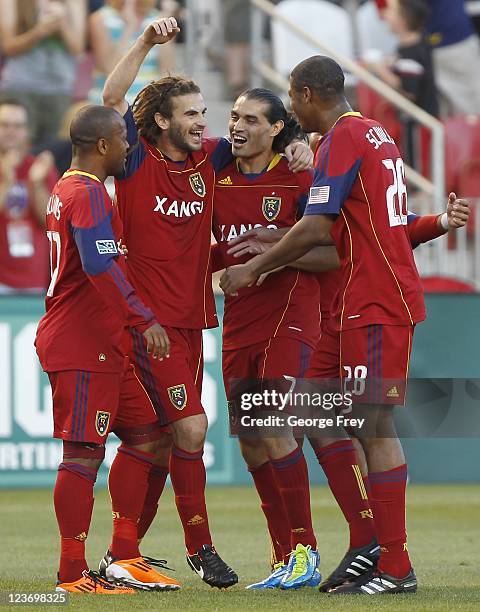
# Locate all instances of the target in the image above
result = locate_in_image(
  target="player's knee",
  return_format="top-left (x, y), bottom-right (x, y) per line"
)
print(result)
top-left (62, 440), bottom-right (105, 471)
top-left (239, 437), bottom-right (269, 467)
top-left (149, 431), bottom-right (173, 465)
top-left (171, 414), bottom-right (207, 451)
top-left (263, 436), bottom-right (298, 460)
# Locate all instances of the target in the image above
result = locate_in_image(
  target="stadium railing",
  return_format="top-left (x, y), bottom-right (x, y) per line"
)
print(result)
top-left (248, 0), bottom-right (480, 290)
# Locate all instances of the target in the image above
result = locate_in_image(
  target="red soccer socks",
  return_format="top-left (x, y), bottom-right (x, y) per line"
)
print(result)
top-left (54, 462), bottom-right (96, 583)
top-left (315, 440), bottom-right (376, 548)
top-left (169, 446), bottom-right (212, 554)
top-left (271, 447), bottom-right (317, 550)
top-left (370, 464), bottom-right (411, 578)
top-left (108, 445), bottom-right (155, 560)
top-left (249, 461), bottom-right (291, 563)
top-left (137, 465), bottom-right (169, 540)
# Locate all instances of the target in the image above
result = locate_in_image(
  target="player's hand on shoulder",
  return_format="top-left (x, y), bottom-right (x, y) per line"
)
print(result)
top-left (143, 323), bottom-right (170, 360)
top-left (142, 17), bottom-right (180, 46)
top-left (220, 264), bottom-right (258, 297)
top-left (285, 140), bottom-right (313, 173)
top-left (446, 192), bottom-right (470, 229)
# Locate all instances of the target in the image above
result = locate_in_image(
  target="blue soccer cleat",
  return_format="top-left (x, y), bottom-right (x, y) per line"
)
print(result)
top-left (245, 563), bottom-right (288, 589)
top-left (280, 544), bottom-right (321, 590)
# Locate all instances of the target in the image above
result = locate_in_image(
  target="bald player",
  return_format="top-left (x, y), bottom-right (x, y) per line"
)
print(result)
top-left (35, 105), bottom-right (179, 594)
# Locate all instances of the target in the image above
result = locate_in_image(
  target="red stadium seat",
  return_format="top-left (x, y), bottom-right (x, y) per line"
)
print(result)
top-left (356, 82), bottom-right (403, 146)
top-left (444, 116), bottom-right (480, 238)
top-left (421, 276), bottom-right (476, 293)
top-left (444, 115), bottom-right (480, 195)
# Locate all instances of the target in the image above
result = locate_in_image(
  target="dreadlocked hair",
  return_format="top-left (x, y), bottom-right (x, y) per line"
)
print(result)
top-left (132, 76), bottom-right (201, 144)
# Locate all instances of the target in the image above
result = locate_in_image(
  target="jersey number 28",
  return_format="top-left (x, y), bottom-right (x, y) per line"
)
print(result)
top-left (383, 158), bottom-right (407, 227)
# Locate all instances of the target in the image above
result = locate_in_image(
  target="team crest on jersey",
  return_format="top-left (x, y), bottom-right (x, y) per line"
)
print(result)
top-left (95, 411), bottom-right (110, 436)
top-left (189, 172), bottom-right (206, 197)
top-left (168, 384), bottom-right (187, 410)
top-left (262, 196), bottom-right (281, 221)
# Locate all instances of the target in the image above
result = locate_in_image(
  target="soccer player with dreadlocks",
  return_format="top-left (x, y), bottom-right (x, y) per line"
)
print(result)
top-left (100, 16), bottom-right (311, 589)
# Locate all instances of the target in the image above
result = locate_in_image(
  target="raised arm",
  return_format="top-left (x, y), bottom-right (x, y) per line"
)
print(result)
top-left (103, 16), bottom-right (180, 116)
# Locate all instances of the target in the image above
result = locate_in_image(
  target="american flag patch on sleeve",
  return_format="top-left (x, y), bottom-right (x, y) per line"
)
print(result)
top-left (309, 186), bottom-right (330, 204)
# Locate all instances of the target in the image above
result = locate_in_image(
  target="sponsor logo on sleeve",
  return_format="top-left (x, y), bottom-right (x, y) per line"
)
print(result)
top-left (96, 240), bottom-right (118, 254)
top-left (262, 196), bottom-right (282, 221)
top-left (308, 186), bottom-right (330, 204)
top-left (189, 172), bottom-right (206, 197)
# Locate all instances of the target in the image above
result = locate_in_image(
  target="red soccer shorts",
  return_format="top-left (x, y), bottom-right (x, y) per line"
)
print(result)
top-left (222, 336), bottom-right (313, 399)
top-left (49, 360), bottom-right (160, 444)
top-left (306, 320), bottom-right (414, 405)
top-left (130, 326), bottom-right (205, 427)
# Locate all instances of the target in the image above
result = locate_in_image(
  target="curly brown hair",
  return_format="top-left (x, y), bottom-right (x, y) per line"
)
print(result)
top-left (132, 76), bottom-right (201, 144)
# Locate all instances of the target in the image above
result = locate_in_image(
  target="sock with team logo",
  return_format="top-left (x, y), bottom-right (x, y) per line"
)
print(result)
top-left (137, 465), bottom-right (169, 541)
top-left (369, 463), bottom-right (411, 578)
top-left (315, 440), bottom-right (376, 548)
top-left (109, 446), bottom-right (155, 560)
top-left (54, 462), bottom-right (96, 582)
top-left (169, 445), bottom-right (212, 554)
top-left (249, 462), bottom-right (291, 564)
top-left (271, 447), bottom-right (317, 549)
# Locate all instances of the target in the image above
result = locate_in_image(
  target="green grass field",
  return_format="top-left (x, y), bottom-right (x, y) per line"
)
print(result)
top-left (1, 485), bottom-right (480, 610)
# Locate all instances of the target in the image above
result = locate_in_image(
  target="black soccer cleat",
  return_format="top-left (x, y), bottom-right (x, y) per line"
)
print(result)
top-left (186, 544), bottom-right (238, 589)
top-left (319, 539), bottom-right (380, 592)
top-left (330, 568), bottom-right (417, 595)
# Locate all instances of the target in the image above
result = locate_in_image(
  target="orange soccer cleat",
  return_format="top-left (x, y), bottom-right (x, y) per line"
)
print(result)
top-left (104, 556), bottom-right (181, 591)
top-left (56, 569), bottom-right (135, 594)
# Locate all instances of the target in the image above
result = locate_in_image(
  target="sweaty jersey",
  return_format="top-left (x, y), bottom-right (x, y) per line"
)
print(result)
top-left (305, 112), bottom-right (426, 330)
top-left (115, 108), bottom-right (233, 329)
top-left (35, 170), bottom-right (156, 373)
top-left (212, 155), bottom-right (320, 351)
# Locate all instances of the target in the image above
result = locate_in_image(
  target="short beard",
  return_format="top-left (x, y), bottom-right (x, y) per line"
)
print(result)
top-left (168, 122), bottom-right (196, 152)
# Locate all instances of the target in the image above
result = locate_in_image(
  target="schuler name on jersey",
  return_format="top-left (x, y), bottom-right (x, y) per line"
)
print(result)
top-left (154, 196), bottom-right (204, 217)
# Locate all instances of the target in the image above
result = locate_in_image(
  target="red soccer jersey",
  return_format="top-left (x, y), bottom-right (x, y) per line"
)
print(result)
top-left (305, 112), bottom-right (426, 330)
top-left (0, 154), bottom-right (57, 291)
top-left (317, 212), bottom-right (445, 321)
top-left (35, 170), bottom-right (156, 373)
top-left (212, 155), bottom-right (320, 350)
top-left (115, 108), bottom-right (233, 330)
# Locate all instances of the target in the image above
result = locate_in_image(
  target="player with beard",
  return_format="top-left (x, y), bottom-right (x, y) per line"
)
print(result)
top-left (101, 17), bottom-right (312, 588)
top-left (35, 105), bottom-right (176, 594)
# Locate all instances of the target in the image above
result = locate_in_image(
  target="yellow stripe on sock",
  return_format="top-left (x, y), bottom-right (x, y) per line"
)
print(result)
top-left (352, 464), bottom-right (369, 500)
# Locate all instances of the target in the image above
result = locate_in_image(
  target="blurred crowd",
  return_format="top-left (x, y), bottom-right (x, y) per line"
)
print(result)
top-left (0, 0), bottom-right (185, 294)
top-left (1, 0), bottom-right (479, 294)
